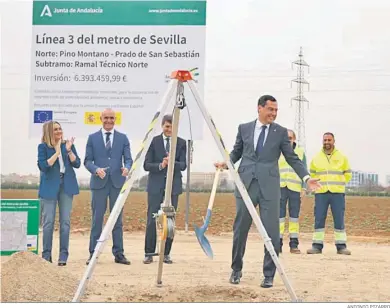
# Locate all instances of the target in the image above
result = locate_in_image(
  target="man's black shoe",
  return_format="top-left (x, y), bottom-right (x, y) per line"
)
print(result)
top-left (229, 271), bottom-right (242, 284)
top-left (163, 255), bottom-right (173, 264)
top-left (261, 276), bottom-right (274, 288)
top-left (86, 254), bottom-right (93, 265)
top-left (115, 254), bottom-right (131, 265)
top-left (143, 256), bottom-right (153, 264)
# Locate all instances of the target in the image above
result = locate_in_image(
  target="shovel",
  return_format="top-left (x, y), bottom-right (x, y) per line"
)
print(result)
top-left (194, 168), bottom-right (222, 259)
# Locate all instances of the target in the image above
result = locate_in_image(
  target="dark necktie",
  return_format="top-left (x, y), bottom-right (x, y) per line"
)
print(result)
top-left (165, 137), bottom-right (170, 153)
top-left (256, 125), bottom-right (267, 154)
top-left (105, 132), bottom-right (112, 155)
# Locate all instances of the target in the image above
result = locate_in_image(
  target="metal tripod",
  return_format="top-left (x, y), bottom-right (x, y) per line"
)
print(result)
top-left (72, 70), bottom-right (299, 302)
top-left (144, 80), bottom-right (187, 286)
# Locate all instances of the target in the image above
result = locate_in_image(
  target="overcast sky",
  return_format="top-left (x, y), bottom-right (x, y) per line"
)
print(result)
top-left (1, 0), bottom-right (390, 184)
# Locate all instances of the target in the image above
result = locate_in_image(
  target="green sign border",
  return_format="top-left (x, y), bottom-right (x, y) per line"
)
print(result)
top-left (0, 199), bottom-right (40, 256)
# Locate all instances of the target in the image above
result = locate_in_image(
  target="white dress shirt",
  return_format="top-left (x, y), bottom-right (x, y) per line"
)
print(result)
top-left (102, 128), bottom-right (114, 145)
top-left (59, 151), bottom-right (65, 173)
top-left (163, 133), bottom-right (170, 152)
top-left (253, 120), bottom-right (270, 150)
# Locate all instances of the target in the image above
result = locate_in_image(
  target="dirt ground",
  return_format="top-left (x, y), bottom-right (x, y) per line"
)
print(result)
top-left (1, 232), bottom-right (390, 303)
top-left (1, 190), bottom-right (390, 302)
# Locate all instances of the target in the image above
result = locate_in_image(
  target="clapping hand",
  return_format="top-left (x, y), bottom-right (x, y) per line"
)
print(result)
top-left (55, 140), bottom-right (61, 154)
top-left (65, 137), bottom-right (75, 152)
top-left (161, 156), bottom-right (169, 169)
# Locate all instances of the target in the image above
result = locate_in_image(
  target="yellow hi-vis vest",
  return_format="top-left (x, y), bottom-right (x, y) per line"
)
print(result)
top-left (278, 146), bottom-right (305, 193)
top-left (310, 148), bottom-right (352, 194)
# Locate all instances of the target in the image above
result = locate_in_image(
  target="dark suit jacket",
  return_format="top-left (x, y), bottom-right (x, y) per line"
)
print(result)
top-left (230, 120), bottom-right (309, 201)
top-left (84, 129), bottom-right (133, 189)
top-left (37, 142), bottom-right (81, 200)
top-left (143, 134), bottom-right (187, 195)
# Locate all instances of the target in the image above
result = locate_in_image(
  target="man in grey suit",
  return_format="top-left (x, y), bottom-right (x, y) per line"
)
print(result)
top-left (143, 114), bottom-right (187, 264)
top-left (84, 108), bottom-right (133, 265)
top-left (215, 95), bottom-right (320, 288)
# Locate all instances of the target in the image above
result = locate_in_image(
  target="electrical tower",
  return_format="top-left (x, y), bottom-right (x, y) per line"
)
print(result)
top-left (291, 47), bottom-right (310, 152)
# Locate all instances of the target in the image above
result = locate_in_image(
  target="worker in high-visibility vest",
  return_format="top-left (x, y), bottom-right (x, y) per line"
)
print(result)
top-left (279, 129), bottom-right (307, 254)
top-left (307, 132), bottom-right (352, 255)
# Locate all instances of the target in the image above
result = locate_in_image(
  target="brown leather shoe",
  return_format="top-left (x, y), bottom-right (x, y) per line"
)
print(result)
top-left (290, 247), bottom-right (301, 254)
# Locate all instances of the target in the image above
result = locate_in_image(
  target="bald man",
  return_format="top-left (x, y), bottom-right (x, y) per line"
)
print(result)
top-left (84, 108), bottom-right (133, 265)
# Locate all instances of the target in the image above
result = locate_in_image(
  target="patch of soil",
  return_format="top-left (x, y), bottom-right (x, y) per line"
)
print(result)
top-left (114, 285), bottom-right (282, 302)
top-left (0, 251), bottom-right (98, 302)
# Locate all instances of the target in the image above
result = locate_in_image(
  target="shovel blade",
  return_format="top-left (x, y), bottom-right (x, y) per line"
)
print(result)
top-left (194, 225), bottom-right (213, 259)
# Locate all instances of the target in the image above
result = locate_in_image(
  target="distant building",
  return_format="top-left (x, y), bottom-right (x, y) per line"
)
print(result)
top-left (386, 175), bottom-right (390, 187)
top-left (1, 173), bottom-right (39, 185)
top-left (365, 173), bottom-right (379, 186)
top-left (346, 170), bottom-right (379, 188)
top-left (347, 171), bottom-right (360, 188)
top-left (187, 172), bottom-right (234, 190)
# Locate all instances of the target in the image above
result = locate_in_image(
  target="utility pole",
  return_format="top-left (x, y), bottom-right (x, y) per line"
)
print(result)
top-left (291, 47), bottom-right (310, 152)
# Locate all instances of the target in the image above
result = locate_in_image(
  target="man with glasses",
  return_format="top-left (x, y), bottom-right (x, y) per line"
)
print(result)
top-left (278, 129), bottom-right (307, 254)
top-left (84, 108), bottom-right (133, 265)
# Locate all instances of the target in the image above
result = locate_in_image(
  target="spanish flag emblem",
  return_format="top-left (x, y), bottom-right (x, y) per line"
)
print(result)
top-left (84, 112), bottom-right (122, 125)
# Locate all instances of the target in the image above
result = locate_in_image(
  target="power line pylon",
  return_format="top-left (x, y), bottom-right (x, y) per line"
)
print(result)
top-left (291, 47), bottom-right (310, 152)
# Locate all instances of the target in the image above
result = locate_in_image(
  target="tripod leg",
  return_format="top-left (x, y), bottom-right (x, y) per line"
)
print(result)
top-left (162, 87), bottom-right (182, 207)
top-left (156, 81), bottom-right (183, 286)
top-left (186, 80), bottom-right (299, 302)
top-left (72, 79), bottom-right (179, 303)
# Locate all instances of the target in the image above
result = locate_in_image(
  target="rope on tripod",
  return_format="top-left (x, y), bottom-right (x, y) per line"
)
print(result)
top-left (167, 217), bottom-right (175, 239)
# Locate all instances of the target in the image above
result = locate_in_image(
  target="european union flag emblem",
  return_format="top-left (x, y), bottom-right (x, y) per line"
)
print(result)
top-left (34, 110), bottom-right (53, 123)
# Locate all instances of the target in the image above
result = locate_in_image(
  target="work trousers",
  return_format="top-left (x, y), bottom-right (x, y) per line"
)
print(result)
top-left (144, 191), bottom-right (179, 257)
top-left (279, 187), bottom-right (301, 249)
top-left (312, 192), bottom-right (347, 251)
top-left (231, 179), bottom-right (280, 278)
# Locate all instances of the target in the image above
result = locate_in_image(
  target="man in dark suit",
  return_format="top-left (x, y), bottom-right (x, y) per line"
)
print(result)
top-left (143, 114), bottom-right (187, 264)
top-left (215, 95), bottom-right (320, 288)
top-left (84, 108), bottom-right (133, 265)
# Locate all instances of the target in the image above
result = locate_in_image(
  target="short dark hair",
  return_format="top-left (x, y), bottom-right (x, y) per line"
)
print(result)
top-left (323, 132), bottom-right (335, 138)
top-left (258, 95), bottom-right (277, 107)
top-left (162, 114), bottom-right (172, 125)
top-left (287, 129), bottom-right (296, 139)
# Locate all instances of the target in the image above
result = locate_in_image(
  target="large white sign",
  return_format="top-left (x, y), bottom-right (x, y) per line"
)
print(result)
top-left (30, 0), bottom-right (206, 140)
